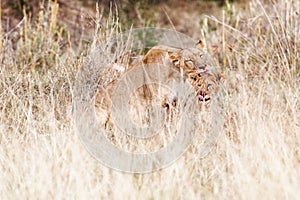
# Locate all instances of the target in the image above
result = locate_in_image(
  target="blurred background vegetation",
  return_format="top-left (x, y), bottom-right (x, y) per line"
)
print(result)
top-left (1, 0), bottom-right (249, 47)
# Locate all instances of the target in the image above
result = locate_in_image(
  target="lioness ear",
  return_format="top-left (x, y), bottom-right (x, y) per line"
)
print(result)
top-left (196, 39), bottom-right (207, 52)
top-left (168, 51), bottom-right (181, 66)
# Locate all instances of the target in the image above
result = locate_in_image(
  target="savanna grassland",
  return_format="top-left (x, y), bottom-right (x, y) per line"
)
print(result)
top-left (0, 0), bottom-right (299, 199)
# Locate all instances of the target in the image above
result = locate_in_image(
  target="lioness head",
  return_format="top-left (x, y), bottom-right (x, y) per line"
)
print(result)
top-left (142, 41), bottom-right (220, 102)
top-left (167, 41), bottom-right (214, 75)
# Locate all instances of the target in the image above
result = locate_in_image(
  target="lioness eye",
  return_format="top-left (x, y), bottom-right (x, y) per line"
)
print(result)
top-left (185, 58), bottom-right (193, 63)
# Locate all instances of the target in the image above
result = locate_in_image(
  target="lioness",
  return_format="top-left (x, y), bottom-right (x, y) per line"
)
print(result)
top-left (95, 41), bottom-right (222, 127)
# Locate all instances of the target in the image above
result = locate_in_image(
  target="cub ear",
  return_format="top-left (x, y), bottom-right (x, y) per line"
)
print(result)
top-left (195, 39), bottom-right (207, 52)
top-left (167, 51), bottom-right (181, 66)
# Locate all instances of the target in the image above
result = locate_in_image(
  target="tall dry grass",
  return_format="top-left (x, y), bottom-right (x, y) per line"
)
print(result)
top-left (0, 0), bottom-right (299, 199)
